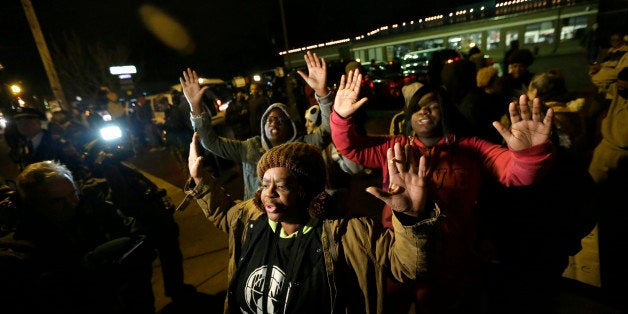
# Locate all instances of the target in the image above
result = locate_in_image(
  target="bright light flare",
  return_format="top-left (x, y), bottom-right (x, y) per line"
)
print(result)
top-left (218, 100), bottom-right (230, 112)
top-left (139, 4), bottom-right (195, 55)
top-left (100, 125), bottom-right (123, 141)
top-left (10, 84), bottom-right (21, 95)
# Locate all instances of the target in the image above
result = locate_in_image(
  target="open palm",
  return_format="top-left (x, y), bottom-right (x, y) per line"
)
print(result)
top-left (296, 51), bottom-right (327, 95)
top-left (493, 95), bottom-right (554, 150)
top-left (333, 69), bottom-right (368, 118)
top-left (188, 132), bottom-right (205, 184)
top-left (179, 68), bottom-right (208, 114)
top-left (367, 143), bottom-right (428, 217)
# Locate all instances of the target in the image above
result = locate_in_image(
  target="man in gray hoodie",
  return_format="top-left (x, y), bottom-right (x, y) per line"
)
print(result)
top-left (180, 52), bottom-right (333, 199)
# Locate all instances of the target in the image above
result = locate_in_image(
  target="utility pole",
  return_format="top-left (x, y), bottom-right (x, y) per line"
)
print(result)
top-left (279, 0), bottom-right (291, 69)
top-left (21, 0), bottom-right (68, 108)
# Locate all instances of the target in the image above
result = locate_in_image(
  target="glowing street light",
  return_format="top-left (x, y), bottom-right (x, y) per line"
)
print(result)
top-left (10, 84), bottom-right (22, 95)
top-left (109, 65), bottom-right (137, 75)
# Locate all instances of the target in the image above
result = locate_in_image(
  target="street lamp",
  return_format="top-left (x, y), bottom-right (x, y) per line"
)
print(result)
top-left (7, 83), bottom-right (26, 107)
top-left (10, 84), bottom-right (22, 95)
top-left (9, 83), bottom-right (26, 106)
top-left (109, 65), bottom-right (137, 97)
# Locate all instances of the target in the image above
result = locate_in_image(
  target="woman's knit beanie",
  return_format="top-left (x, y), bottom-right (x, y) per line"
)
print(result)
top-left (255, 142), bottom-right (330, 218)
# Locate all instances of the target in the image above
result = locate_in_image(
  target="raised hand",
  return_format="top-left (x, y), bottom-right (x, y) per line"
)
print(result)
top-left (333, 69), bottom-right (368, 118)
top-left (493, 94), bottom-right (554, 151)
top-left (180, 68), bottom-right (208, 114)
top-left (366, 142), bottom-right (428, 218)
top-left (189, 132), bottom-right (205, 184)
top-left (297, 51), bottom-right (328, 97)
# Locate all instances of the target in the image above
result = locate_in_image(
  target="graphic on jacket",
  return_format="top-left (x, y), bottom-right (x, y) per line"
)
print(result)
top-left (242, 265), bottom-right (287, 314)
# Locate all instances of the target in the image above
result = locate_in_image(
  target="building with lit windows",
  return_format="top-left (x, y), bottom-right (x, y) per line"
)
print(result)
top-left (280, 0), bottom-right (602, 68)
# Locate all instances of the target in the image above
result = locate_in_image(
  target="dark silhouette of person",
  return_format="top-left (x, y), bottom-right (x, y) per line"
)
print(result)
top-left (5, 107), bottom-right (86, 178)
top-left (2, 161), bottom-right (156, 313)
top-left (246, 83), bottom-right (271, 135)
top-left (225, 89), bottom-right (251, 140)
top-left (503, 39), bottom-right (520, 72)
top-left (497, 48), bottom-right (535, 102)
top-left (441, 59), bottom-right (507, 144)
top-left (588, 67), bottom-right (628, 311)
top-left (48, 109), bottom-right (93, 150)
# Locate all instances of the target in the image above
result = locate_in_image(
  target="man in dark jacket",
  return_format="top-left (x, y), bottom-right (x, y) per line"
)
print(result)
top-left (6, 107), bottom-right (86, 178)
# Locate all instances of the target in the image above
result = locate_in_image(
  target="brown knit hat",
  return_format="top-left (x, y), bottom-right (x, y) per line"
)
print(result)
top-left (255, 142), bottom-right (330, 218)
top-left (476, 66), bottom-right (498, 88)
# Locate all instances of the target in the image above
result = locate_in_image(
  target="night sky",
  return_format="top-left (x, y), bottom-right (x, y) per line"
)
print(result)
top-left (0, 0), bottom-right (476, 96)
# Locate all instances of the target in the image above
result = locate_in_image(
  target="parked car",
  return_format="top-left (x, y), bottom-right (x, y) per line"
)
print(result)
top-left (169, 77), bottom-right (235, 127)
top-left (144, 92), bottom-right (173, 125)
top-left (362, 61), bottom-right (405, 109)
top-left (198, 77), bottom-right (233, 114)
top-left (401, 48), bottom-right (463, 85)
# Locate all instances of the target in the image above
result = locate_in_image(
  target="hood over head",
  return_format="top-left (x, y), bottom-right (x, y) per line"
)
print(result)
top-left (404, 84), bottom-right (471, 142)
top-left (260, 103), bottom-right (298, 150)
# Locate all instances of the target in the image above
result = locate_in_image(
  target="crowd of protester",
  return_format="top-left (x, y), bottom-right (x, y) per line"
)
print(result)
top-left (1, 92), bottom-right (194, 312)
top-left (0, 27), bottom-right (626, 313)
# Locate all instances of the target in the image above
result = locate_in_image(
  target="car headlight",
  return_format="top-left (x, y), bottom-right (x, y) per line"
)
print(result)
top-left (100, 125), bottom-right (123, 141)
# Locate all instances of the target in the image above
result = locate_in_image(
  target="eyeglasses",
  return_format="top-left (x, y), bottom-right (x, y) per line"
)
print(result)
top-left (266, 116), bottom-right (287, 126)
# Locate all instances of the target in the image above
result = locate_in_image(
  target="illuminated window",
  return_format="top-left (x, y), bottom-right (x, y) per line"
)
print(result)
top-left (486, 30), bottom-right (501, 51)
top-left (524, 21), bottom-right (555, 44)
top-left (560, 16), bottom-right (588, 41)
top-left (506, 31), bottom-right (519, 47)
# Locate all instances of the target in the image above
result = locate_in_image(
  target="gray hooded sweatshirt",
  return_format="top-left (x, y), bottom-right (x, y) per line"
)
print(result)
top-left (191, 93), bottom-right (333, 199)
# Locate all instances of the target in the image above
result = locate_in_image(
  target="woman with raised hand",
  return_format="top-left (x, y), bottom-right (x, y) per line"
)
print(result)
top-left (330, 68), bottom-right (555, 313)
top-left (183, 132), bottom-right (441, 313)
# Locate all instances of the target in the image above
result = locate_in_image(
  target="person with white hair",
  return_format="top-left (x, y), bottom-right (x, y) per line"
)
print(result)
top-left (6, 160), bottom-right (155, 313)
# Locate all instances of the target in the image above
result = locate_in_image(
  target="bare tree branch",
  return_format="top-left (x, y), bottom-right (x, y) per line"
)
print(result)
top-left (49, 32), bottom-right (131, 107)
